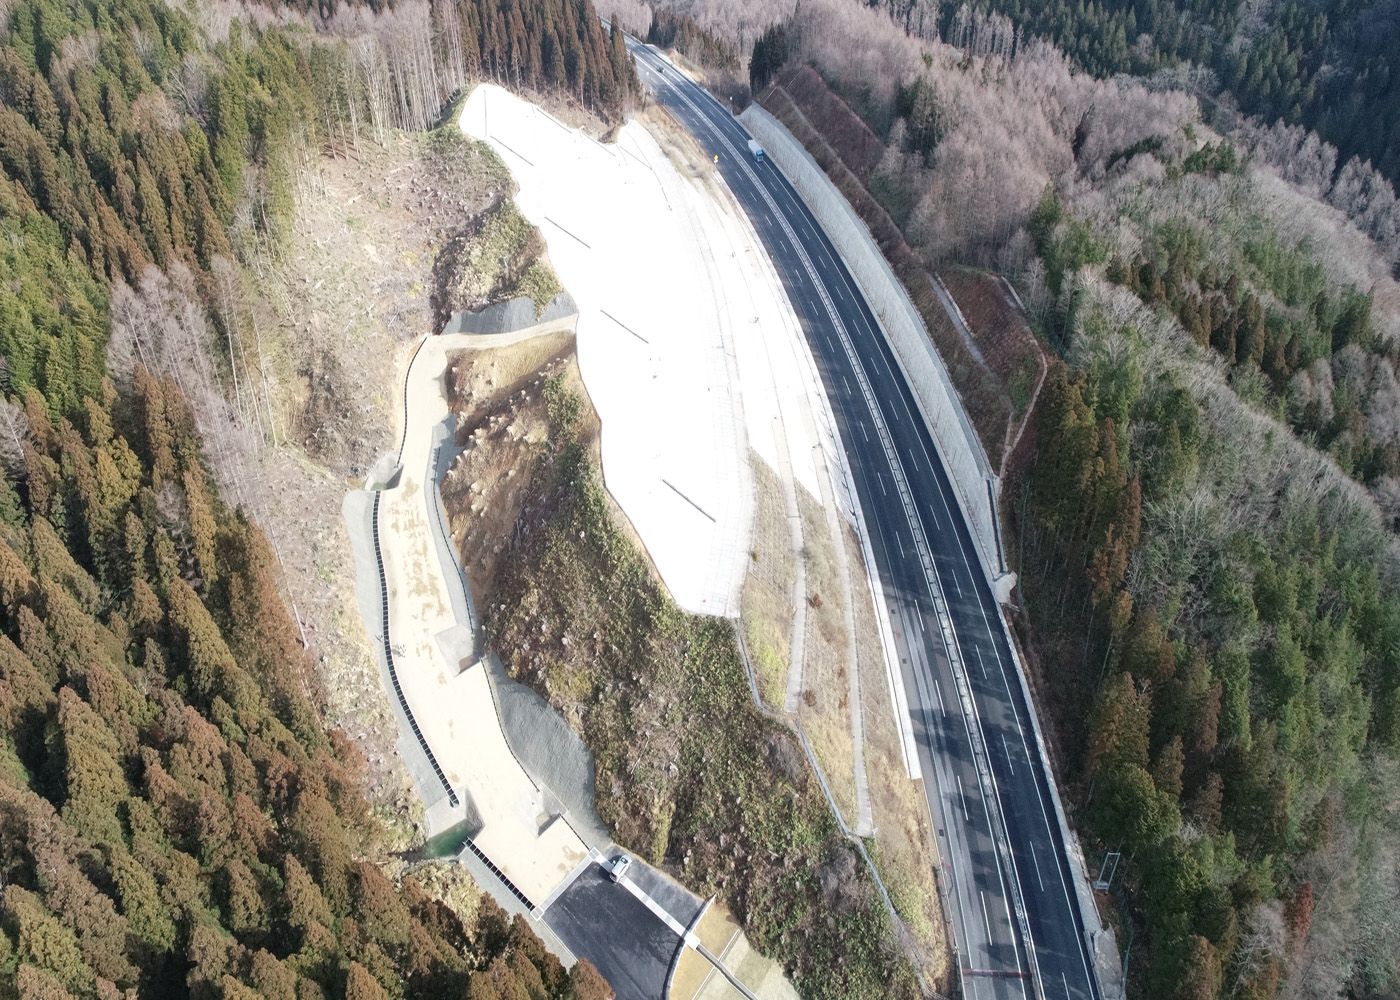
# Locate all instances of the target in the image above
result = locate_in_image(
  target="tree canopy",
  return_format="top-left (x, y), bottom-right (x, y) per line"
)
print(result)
top-left (0, 1), bottom-right (622, 997)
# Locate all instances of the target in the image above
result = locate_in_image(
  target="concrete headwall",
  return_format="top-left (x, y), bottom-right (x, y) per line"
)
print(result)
top-left (739, 105), bottom-right (1008, 585)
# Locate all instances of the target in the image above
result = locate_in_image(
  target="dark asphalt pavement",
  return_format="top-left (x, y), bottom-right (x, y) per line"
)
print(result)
top-left (628, 40), bottom-right (1102, 1000)
top-left (544, 864), bottom-right (683, 1000)
top-left (629, 861), bottom-right (707, 931)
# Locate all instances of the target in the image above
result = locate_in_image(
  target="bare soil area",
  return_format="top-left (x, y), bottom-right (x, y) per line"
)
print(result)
top-left (256, 131), bottom-right (511, 475)
top-left (440, 333), bottom-right (665, 617)
top-left (773, 66), bottom-right (887, 182)
top-left (216, 129), bottom-right (513, 843)
top-left (441, 331), bottom-right (578, 599)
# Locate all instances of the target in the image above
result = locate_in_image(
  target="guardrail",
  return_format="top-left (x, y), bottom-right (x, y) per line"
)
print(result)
top-left (397, 336), bottom-right (431, 461)
top-left (460, 836), bottom-right (536, 911)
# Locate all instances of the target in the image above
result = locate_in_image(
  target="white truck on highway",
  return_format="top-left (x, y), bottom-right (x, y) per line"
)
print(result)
top-left (747, 139), bottom-right (765, 163)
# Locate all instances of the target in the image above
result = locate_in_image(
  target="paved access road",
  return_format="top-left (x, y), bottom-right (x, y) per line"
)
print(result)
top-left (628, 41), bottom-right (1102, 1000)
top-left (546, 864), bottom-right (682, 1000)
top-left (545, 858), bottom-right (706, 1000)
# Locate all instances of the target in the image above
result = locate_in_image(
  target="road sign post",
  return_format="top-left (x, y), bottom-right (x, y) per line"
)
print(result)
top-left (1093, 851), bottom-right (1121, 891)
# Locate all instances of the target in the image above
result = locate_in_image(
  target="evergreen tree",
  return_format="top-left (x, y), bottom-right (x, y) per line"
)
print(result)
top-left (0, 4), bottom-right (620, 999)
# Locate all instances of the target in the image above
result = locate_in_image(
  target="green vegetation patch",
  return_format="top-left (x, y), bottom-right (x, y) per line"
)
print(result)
top-left (516, 259), bottom-right (564, 315)
top-left (432, 196), bottom-right (564, 326)
top-left (1014, 278), bottom-right (1399, 996)
top-left (486, 378), bottom-right (919, 1000)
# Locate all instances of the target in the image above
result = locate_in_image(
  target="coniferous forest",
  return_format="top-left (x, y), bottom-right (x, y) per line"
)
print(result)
top-left (0, 1), bottom-right (632, 997)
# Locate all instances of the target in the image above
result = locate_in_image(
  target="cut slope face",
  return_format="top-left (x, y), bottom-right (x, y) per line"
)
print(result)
top-left (463, 84), bottom-right (795, 617)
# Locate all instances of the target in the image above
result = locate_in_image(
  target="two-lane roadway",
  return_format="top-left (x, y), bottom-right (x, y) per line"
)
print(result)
top-left (629, 40), bottom-right (1101, 1000)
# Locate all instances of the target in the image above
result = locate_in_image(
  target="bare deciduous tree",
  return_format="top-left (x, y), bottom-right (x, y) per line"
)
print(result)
top-left (107, 263), bottom-right (262, 509)
top-left (0, 397), bottom-right (30, 474)
top-left (1329, 156), bottom-right (1400, 266)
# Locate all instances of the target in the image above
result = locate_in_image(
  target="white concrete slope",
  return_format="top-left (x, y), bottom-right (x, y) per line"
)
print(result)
top-left (461, 83), bottom-right (921, 834)
top-left (461, 84), bottom-right (856, 619)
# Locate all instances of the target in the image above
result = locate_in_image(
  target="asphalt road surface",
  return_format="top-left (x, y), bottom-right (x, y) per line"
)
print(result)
top-left (545, 863), bottom-right (685, 1000)
top-left (628, 40), bottom-right (1102, 1000)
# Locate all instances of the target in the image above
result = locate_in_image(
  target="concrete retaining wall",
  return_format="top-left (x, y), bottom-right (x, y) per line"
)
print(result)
top-left (739, 105), bottom-right (1007, 584)
top-left (442, 291), bottom-right (578, 336)
top-left (739, 104), bottom-right (1123, 994)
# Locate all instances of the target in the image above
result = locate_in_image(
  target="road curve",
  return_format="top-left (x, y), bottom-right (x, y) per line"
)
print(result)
top-left (628, 41), bottom-right (1101, 1000)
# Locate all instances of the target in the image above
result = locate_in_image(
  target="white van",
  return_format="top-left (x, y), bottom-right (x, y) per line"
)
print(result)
top-left (607, 854), bottom-right (633, 883)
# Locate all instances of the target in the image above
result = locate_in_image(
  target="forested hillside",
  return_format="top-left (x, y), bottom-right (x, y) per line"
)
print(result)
top-left (0, 0), bottom-right (633, 997)
top-left (914, 0), bottom-right (1400, 242)
top-left (641, 0), bottom-right (1400, 993)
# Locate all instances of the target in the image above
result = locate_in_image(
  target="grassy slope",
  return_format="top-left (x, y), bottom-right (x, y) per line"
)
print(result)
top-left (482, 379), bottom-right (919, 1000)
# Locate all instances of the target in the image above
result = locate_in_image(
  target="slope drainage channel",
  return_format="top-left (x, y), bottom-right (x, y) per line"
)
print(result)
top-left (371, 457), bottom-right (538, 914)
top-left (370, 492), bottom-right (458, 807)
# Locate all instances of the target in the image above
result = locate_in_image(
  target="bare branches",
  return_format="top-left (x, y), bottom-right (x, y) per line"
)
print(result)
top-left (650, 0), bottom-right (788, 54)
top-left (1329, 156), bottom-right (1400, 267)
top-left (605, 0), bottom-right (654, 35)
top-left (0, 397), bottom-right (30, 474)
top-left (947, 3), bottom-right (1017, 60)
top-left (106, 263), bottom-right (263, 509)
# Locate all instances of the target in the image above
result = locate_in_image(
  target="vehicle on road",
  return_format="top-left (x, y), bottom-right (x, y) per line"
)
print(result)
top-left (627, 35), bottom-right (1104, 999)
top-left (607, 854), bottom-right (633, 883)
top-left (747, 138), bottom-right (765, 163)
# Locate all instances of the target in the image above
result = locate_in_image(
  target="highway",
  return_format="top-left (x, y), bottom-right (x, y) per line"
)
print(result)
top-left (628, 40), bottom-right (1102, 1000)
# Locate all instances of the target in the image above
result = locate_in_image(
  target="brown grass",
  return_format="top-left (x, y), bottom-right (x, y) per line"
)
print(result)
top-left (778, 66), bottom-right (886, 182)
top-left (794, 487), bottom-right (858, 822)
top-left (741, 457), bottom-right (796, 708)
top-left (939, 268), bottom-right (1049, 461)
